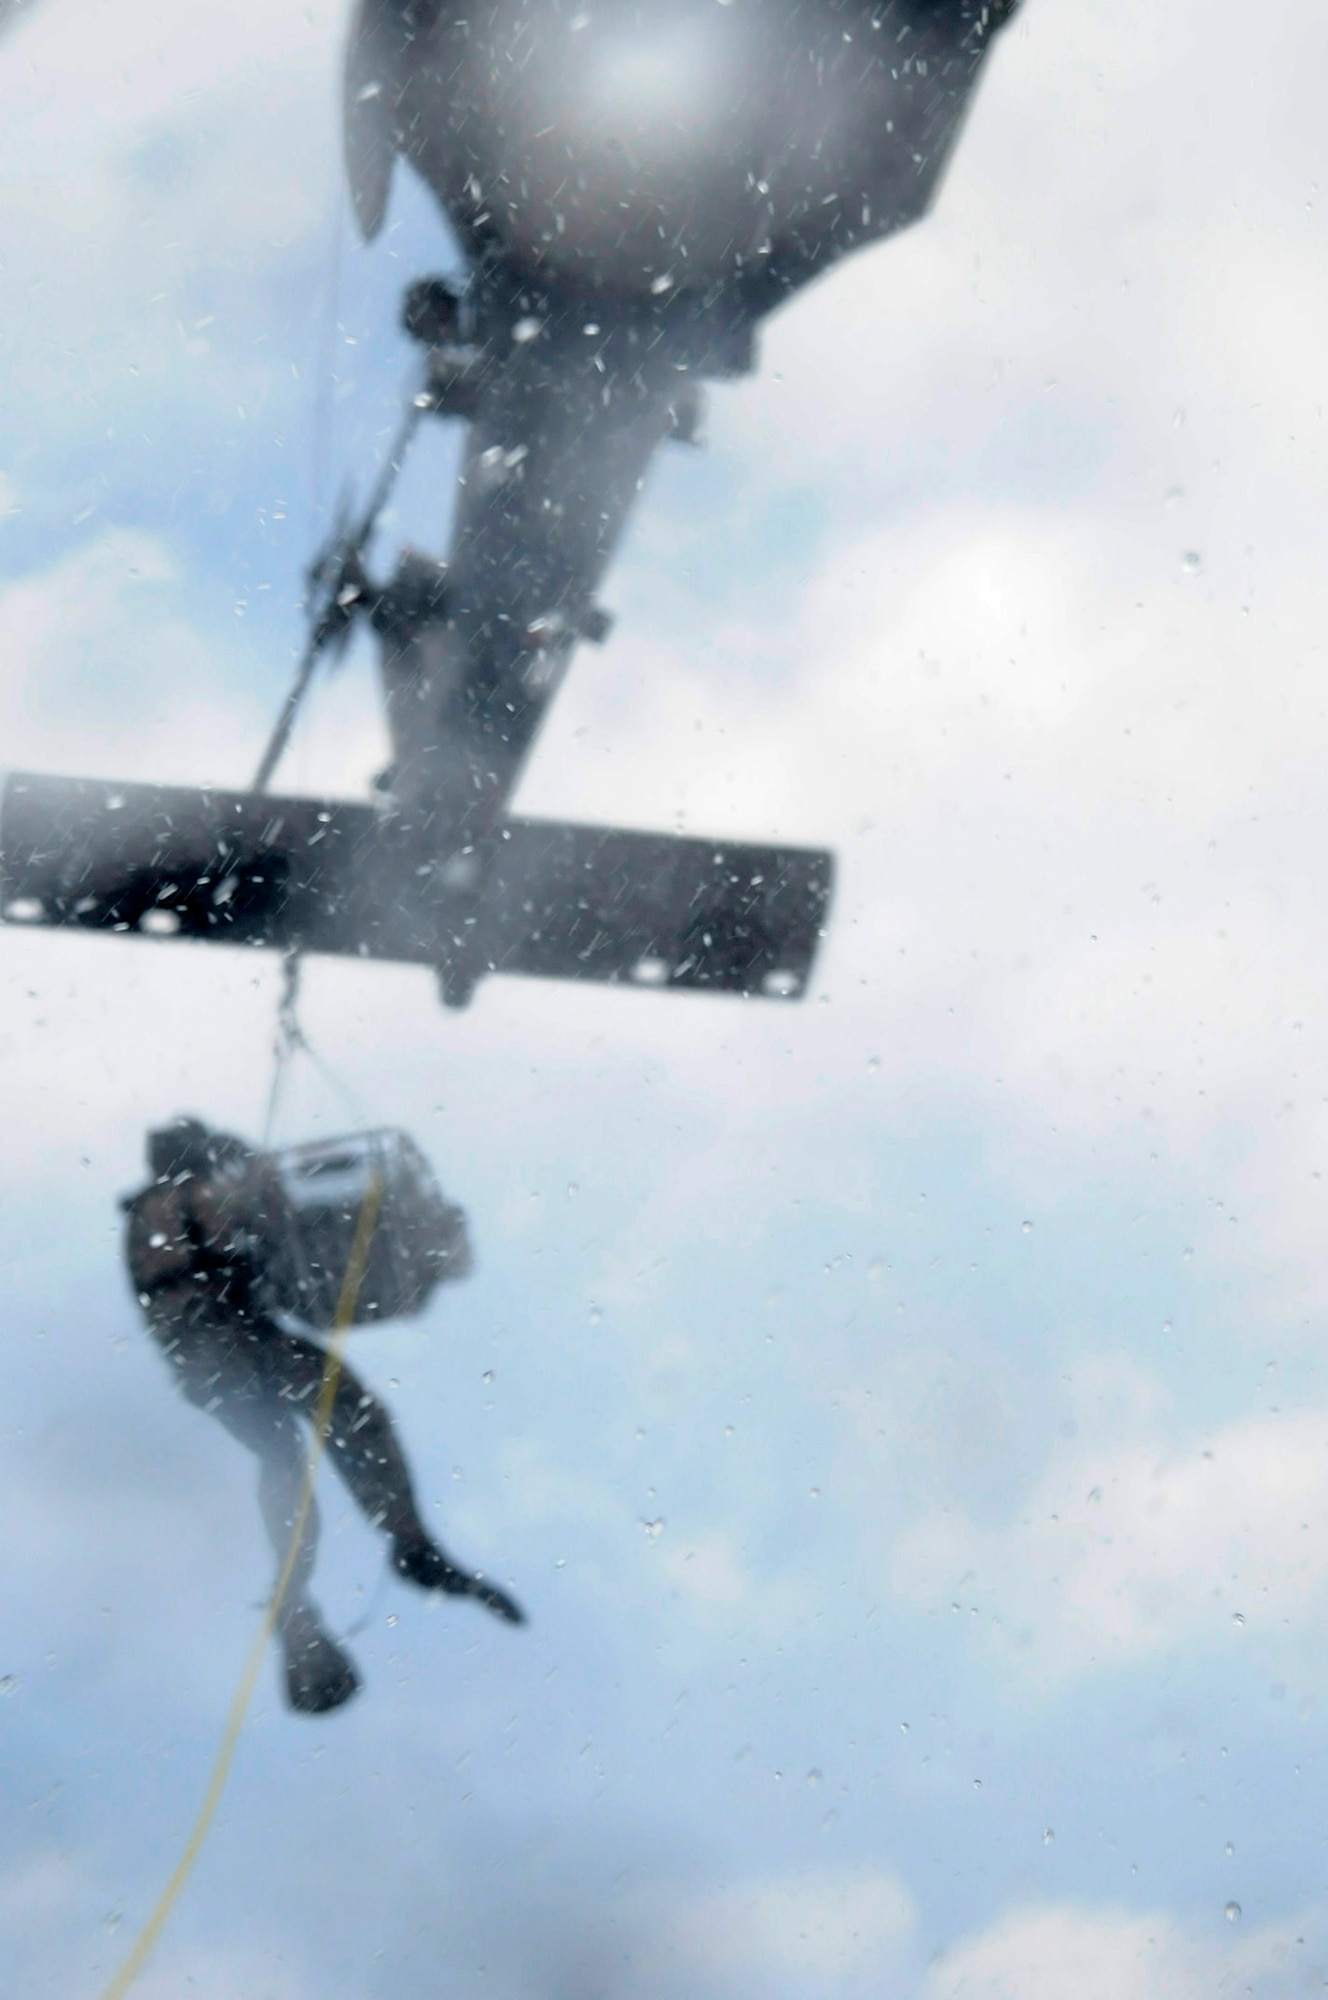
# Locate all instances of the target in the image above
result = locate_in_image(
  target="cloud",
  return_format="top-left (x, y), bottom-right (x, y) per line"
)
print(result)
top-left (0, 528), bottom-right (260, 780)
top-left (618, 1866), bottom-right (915, 2000)
top-left (6, 0), bottom-right (1328, 1993)
top-left (923, 1900), bottom-right (1325, 2000)
top-left (925, 1904), bottom-right (1195, 2000)
top-left (892, 1373), bottom-right (1328, 1684)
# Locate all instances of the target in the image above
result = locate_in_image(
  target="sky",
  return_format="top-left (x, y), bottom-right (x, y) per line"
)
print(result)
top-left (4, 0), bottom-right (1328, 1994)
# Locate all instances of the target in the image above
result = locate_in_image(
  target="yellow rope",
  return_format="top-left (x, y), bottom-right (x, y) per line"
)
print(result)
top-left (99, 1175), bottom-right (384, 2000)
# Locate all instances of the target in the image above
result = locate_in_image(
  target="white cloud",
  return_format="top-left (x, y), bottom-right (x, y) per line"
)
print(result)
top-left (923, 1900), bottom-right (1326, 2000)
top-left (620, 1866), bottom-right (915, 2000)
top-left (0, 529), bottom-right (255, 780)
top-left (926, 1904), bottom-right (1192, 2000)
top-left (892, 1379), bottom-right (1328, 1683)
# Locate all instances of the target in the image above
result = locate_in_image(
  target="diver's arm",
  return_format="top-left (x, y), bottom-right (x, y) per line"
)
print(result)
top-left (122, 1182), bottom-right (196, 1304)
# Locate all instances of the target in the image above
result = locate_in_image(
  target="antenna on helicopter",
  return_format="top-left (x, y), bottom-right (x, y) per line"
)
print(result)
top-left (251, 385), bottom-right (426, 795)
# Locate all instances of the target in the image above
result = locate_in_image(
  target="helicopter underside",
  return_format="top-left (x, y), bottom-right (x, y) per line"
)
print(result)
top-left (0, 2), bottom-right (1018, 1010)
top-left (350, 0), bottom-right (1016, 307)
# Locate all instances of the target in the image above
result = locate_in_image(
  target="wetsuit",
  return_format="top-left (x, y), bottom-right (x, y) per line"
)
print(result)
top-left (124, 1151), bottom-right (522, 1714)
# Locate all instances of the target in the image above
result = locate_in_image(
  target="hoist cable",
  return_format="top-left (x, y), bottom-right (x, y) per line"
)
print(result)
top-left (261, 949), bottom-right (303, 1145)
top-left (262, 951), bottom-right (370, 1146)
top-left (97, 1176), bottom-right (384, 2000)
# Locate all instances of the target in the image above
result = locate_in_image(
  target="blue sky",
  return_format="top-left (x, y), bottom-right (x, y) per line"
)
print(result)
top-left (5, 0), bottom-right (1328, 1995)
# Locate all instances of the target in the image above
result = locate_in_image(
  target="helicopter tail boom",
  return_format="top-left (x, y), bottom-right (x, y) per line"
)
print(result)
top-left (0, 772), bottom-right (832, 1009)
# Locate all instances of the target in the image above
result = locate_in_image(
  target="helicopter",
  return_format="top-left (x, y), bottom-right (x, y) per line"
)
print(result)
top-left (1, 0), bottom-right (1020, 1010)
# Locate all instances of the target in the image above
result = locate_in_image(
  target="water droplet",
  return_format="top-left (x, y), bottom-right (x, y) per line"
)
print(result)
top-left (0, 1675), bottom-right (19, 1697)
top-left (866, 1055), bottom-right (881, 1075)
top-left (809, 1487), bottom-right (821, 1500)
top-left (567, 1183), bottom-right (579, 1197)
top-left (639, 1518), bottom-right (665, 1539)
top-left (588, 1305), bottom-right (602, 1325)
top-left (973, 1777), bottom-right (982, 1790)
top-left (1225, 1901), bottom-right (1241, 1924)
top-left (1182, 550), bottom-right (1202, 574)
top-left (867, 1257), bottom-right (884, 1281)
top-left (554, 1556), bottom-right (566, 1569)
top-left (807, 1768), bottom-right (823, 1787)
top-left (482, 1369), bottom-right (494, 1384)
top-left (1043, 1827), bottom-right (1055, 1845)
top-left (1225, 1841), bottom-right (1235, 1856)
top-left (1232, 1611), bottom-right (1246, 1627)
top-left (386, 1613), bottom-right (398, 1628)
top-left (1021, 1219), bottom-right (1034, 1234)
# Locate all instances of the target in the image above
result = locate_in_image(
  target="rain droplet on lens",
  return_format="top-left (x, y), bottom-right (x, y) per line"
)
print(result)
top-left (1043, 1827), bottom-right (1055, 1845)
top-left (1182, 550), bottom-right (1202, 573)
top-left (866, 1056), bottom-right (881, 1075)
top-left (1232, 1611), bottom-right (1246, 1627)
top-left (1021, 1220), bottom-right (1034, 1234)
top-left (1225, 1901), bottom-right (1241, 1924)
top-left (807, 1768), bottom-right (823, 1787)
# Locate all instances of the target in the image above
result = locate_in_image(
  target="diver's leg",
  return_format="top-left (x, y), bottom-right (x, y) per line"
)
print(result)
top-left (158, 1317), bottom-right (361, 1713)
top-left (274, 1328), bottom-right (524, 1625)
top-left (238, 1406), bottom-right (361, 1716)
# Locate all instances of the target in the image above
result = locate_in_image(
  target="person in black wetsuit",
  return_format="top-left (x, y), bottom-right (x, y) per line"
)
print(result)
top-left (123, 1117), bottom-right (523, 1715)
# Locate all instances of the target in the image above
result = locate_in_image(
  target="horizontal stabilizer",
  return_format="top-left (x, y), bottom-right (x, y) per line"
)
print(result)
top-left (0, 773), bottom-right (833, 1006)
